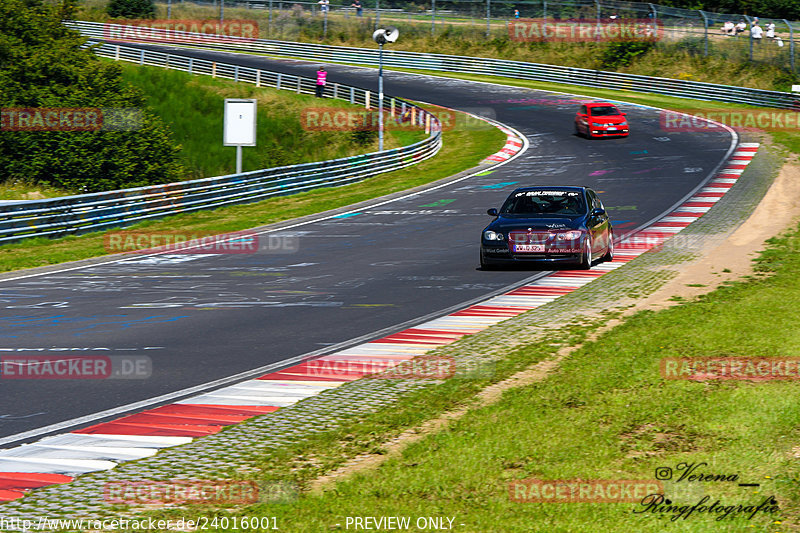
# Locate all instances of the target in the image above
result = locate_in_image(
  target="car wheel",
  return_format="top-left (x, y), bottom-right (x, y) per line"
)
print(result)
top-left (601, 230), bottom-right (614, 263)
top-left (480, 250), bottom-right (496, 271)
top-left (574, 123), bottom-right (583, 137)
top-left (578, 238), bottom-right (592, 270)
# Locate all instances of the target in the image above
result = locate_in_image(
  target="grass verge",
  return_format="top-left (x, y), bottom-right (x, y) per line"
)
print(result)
top-left (145, 212), bottom-right (800, 533)
top-left (115, 61), bottom-right (422, 180)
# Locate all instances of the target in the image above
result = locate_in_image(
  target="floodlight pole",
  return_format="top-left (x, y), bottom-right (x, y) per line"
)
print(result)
top-left (378, 42), bottom-right (384, 151)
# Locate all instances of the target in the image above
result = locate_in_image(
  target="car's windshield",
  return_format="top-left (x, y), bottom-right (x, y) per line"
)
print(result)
top-left (500, 190), bottom-right (586, 216)
top-left (590, 106), bottom-right (622, 117)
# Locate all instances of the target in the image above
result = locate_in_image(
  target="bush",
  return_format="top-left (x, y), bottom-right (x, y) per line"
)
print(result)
top-left (0, 0), bottom-right (182, 192)
top-left (107, 0), bottom-right (155, 19)
top-left (599, 39), bottom-right (657, 69)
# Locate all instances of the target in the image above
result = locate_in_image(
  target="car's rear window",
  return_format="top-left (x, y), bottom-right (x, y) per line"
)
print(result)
top-left (501, 190), bottom-right (586, 216)
top-left (590, 106), bottom-right (622, 117)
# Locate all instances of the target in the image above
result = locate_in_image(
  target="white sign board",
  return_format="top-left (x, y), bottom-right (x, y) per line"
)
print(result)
top-left (224, 99), bottom-right (257, 146)
top-left (792, 85), bottom-right (800, 93)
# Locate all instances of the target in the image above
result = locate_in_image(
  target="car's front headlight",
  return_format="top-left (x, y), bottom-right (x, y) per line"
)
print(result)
top-left (483, 231), bottom-right (505, 241)
top-left (555, 230), bottom-right (583, 241)
top-left (592, 122), bottom-right (605, 127)
top-left (618, 121), bottom-right (627, 126)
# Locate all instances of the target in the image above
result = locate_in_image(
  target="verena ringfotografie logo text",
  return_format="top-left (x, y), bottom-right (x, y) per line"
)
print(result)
top-left (509, 19), bottom-right (663, 42)
top-left (1, 108), bottom-right (142, 132)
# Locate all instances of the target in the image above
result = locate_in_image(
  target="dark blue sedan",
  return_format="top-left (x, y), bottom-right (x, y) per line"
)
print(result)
top-left (480, 186), bottom-right (613, 270)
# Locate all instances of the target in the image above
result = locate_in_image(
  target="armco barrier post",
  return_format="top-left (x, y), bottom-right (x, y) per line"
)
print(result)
top-left (699, 10), bottom-right (709, 56)
top-left (786, 20), bottom-right (796, 74)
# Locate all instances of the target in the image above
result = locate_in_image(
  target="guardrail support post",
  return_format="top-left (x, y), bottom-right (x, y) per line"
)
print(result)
top-left (543, 0), bottom-right (547, 37)
top-left (785, 19), bottom-right (796, 74)
top-left (366, 91), bottom-right (370, 109)
top-left (648, 4), bottom-right (657, 38)
top-left (188, 57), bottom-right (193, 74)
top-left (297, 76), bottom-right (301, 93)
top-left (595, 0), bottom-right (601, 42)
top-left (333, 83), bottom-right (338, 99)
top-left (115, 45), bottom-right (120, 60)
top-left (276, 72), bottom-right (280, 89)
top-left (212, 62), bottom-right (217, 77)
top-left (744, 15), bottom-right (753, 62)
top-left (391, 98), bottom-right (395, 116)
top-left (485, 0), bottom-right (491, 38)
top-left (234, 65), bottom-right (239, 82)
top-left (140, 49), bottom-right (144, 65)
top-left (699, 10), bottom-right (709, 56)
top-left (257, 70), bottom-right (262, 87)
top-left (268, 0), bottom-right (273, 37)
top-left (350, 87), bottom-right (355, 104)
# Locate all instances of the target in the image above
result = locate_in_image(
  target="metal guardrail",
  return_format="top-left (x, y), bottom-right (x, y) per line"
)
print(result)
top-left (69, 20), bottom-right (800, 109)
top-left (0, 40), bottom-right (441, 244)
top-left (166, 0), bottom-right (799, 72)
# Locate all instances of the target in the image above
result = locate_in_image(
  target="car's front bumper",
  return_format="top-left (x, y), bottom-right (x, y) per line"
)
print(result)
top-left (481, 246), bottom-right (582, 264)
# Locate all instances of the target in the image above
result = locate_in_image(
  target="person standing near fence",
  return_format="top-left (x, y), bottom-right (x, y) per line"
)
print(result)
top-left (318, 0), bottom-right (329, 14)
top-left (352, 0), bottom-right (363, 17)
top-left (751, 22), bottom-right (763, 44)
top-left (766, 21), bottom-right (776, 40)
top-left (316, 67), bottom-right (327, 98)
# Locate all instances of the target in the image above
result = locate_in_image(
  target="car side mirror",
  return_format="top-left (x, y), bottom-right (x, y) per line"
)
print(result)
top-left (592, 207), bottom-right (606, 216)
top-left (487, 208), bottom-right (498, 216)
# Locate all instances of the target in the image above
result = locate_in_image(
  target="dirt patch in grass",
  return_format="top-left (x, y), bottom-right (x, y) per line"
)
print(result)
top-left (638, 159), bottom-right (800, 313)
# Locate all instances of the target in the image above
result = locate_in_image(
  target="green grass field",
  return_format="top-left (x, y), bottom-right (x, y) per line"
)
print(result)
top-left (140, 199), bottom-right (800, 533)
top-left (115, 62), bottom-right (424, 180)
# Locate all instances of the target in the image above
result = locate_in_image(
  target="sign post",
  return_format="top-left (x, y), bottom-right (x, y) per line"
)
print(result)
top-left (223, 99), bottom-right (257, 174)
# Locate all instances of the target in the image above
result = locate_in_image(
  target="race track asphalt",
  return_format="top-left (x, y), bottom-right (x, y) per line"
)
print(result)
top-left (0, 45), bottom-right (733, 444)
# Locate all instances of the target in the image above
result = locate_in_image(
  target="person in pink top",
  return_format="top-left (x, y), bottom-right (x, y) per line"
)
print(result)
top-left (316, 67), bottom-right (327, 98)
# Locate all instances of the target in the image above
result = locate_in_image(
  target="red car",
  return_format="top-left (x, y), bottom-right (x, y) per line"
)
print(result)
top-left (574, 102), bottom-right (629, 138)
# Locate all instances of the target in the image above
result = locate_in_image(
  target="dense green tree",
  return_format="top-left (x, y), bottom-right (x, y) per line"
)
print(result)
top-left (0, 0), bottom-right (182, 192)
top-left (107, 0), bottom-right (156, 19)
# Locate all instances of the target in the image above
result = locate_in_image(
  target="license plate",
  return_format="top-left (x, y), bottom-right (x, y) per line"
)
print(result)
top-left (607, 127), bottom-right (617, 131)
top-left (514, 244), bottom-right (545, 252)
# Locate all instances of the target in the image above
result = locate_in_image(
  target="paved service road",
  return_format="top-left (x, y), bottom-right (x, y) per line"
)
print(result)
top-left (0, 45), bottom-right (733, 443)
